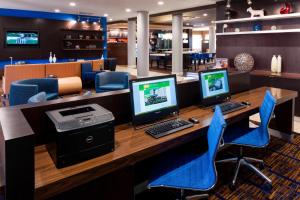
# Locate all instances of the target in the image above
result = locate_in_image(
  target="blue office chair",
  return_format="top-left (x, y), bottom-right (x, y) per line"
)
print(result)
top-left (95, 71), bottom-right (129, 93)
top-left (148, 106), bottom-right (226, 199)
top-left (217, 90), bottom-right (276, 188)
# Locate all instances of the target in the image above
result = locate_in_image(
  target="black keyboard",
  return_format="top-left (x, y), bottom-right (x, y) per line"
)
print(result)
top-left (145, 119), bottom-right (194, 139)
top-left (217, 101), bottom-right (247, 115)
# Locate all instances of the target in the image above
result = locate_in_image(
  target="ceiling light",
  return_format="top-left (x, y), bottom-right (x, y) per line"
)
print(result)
top-left (158, 1), bottom-right (164, 5)
top-left (104, 13), bottom-right (108, 17)
top-left (109, 18), bottom-right (113, 21)
top-left (81, 21), bottom-right (86, 24)
top-left (93, 22), bottom-right (97, 25)
top-left (125, 8), bottom-right (131, 12)
top-left (203, 13), bottom-right (208, 17)
top-left (69, 2), bottom-right (76, 7)
top-left (54, 9), bottom-right (60, 13)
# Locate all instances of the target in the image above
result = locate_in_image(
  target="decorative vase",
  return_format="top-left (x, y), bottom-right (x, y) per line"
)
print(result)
top-left (280, 2), bottom-right (292, 14)
top-left (49, 52), bottom-right (53, 63)
top-left (234, 53), bottom-right (254, 72)
top-left (277, 55), bottom-right (282, 73)
top-left (271, 55), bottom-right (278, 73)
top-left (52, 54), bottom-right (57, 63)
top-left (253, 23), bottom-right (262, 31)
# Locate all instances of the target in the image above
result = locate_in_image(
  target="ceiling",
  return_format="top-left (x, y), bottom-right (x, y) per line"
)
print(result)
top-left (0, 0), bottom-right (219, 21)
top-left (150, 8), bottom-right (216, 27)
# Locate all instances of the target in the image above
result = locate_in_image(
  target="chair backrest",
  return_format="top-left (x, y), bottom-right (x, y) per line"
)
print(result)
top-left (97, 72), bottom-right (129, 86)
top-left (81, 62), bottom-right (93, 73)
top-left (259, 90), bottom-right (276, 141)
top-left (18, 78), bottom-right (58, 93)
top-left (9, 81), bottom-right (38, 106)
top-left (207, 105), bottom-right (227, 164)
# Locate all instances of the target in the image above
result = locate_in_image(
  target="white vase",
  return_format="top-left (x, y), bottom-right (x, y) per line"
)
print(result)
top-left (49, 52), bottom-right (53, 63)
top-left (271, 55), bottom-right (277, 73)
top-left (277, 55), bottom-right (282, 73)
top-left (52, 54), bottom-right (57, 63)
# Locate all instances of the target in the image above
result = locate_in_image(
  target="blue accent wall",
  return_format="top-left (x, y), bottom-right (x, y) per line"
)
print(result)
top-left (0, 8), bottom-right (108, 69)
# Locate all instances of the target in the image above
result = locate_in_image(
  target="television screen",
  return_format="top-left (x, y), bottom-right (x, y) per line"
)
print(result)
top-left (6, 31), bottom-right (39, 46)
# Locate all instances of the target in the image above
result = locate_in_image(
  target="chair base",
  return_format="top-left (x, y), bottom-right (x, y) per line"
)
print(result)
top-left (177, 189), bottom-right (209, 200)
top-left (217, 156), bottom-right (272, 187)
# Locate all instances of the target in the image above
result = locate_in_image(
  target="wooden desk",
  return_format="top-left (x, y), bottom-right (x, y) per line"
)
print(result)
top-left (33, 87), bottom-right (297, 199)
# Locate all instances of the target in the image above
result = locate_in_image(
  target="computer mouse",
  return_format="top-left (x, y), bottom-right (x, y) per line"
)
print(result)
top-left (189, 117), bottom-right (199, 124)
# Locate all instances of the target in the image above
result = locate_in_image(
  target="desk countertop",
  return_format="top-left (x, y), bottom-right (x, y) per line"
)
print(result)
top-left (34, 87), bottom-right (297, 199)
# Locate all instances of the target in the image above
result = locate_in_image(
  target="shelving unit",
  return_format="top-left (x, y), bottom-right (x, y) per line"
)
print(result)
top-left (215, 12), bottom-right (300, 24)
top-left (216, 28), bottom-right (300, 36)
top-left (63, 39), bottom-right (103, 41)
top-left (61, 28), bottom-right (104, 32)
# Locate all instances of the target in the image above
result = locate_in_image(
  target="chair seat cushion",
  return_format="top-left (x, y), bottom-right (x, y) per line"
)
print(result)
top-left (28, 92), bottom-right (47, 104)
top-left (99, 84), bottom-right (126, 90)
top-left (149, 151), bottom-right (216, 191)
top-left (46, 93), bottom-right (58, 100)
top-left (223, 126), bottom-right (268, 147)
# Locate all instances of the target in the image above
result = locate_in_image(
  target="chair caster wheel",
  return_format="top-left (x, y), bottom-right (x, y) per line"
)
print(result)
top-left (229, 183), bottom-right (236, 191)
top-left (259, 163), bottom-right (265, 170)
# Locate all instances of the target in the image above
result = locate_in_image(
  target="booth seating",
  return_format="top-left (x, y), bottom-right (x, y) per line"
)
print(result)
top-left (58, 77), bottom-right (82, 95)
top-left (95, 72), bottom-right (129, 93)
top-left (45, 62), bottom-right (81, 78)
top-left (9, 78), bottom-right (58, 106)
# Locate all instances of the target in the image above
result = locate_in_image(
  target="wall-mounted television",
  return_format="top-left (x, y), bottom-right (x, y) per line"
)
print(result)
top-left (5, 31), bottom-right (39, 47)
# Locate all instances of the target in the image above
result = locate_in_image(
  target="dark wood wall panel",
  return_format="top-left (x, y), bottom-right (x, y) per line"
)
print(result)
top-left (216, 0), bottom-right (300, 73)
top-left (0, 16), bottom-right (102, 60)
top-left (108, 43), bottom-right (128, 65)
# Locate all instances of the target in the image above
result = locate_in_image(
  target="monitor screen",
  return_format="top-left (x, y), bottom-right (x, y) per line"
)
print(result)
top-left (130, 75), bottom-right (178, 125)
top-left (199, 69), bottom-right (230, 106)
top-left (6, 31), bottom-right (39, 46)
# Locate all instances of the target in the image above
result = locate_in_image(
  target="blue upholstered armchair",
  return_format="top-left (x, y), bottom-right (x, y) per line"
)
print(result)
top-left (81, 63), bottom-right (102, 84)
top-left (95, 72), bottom-right (129, 93)
top-left (9, 78), bottom-right (59, 106)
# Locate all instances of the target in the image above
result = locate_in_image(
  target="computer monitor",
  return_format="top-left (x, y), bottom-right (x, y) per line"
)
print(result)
top-left (198, 68), bottom-right (230, 106)
top-left (129, 75), bottom-right (179, 126)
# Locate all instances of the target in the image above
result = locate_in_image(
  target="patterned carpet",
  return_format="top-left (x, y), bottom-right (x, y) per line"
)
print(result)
top-left (136, 134), bottom-right (300, 200)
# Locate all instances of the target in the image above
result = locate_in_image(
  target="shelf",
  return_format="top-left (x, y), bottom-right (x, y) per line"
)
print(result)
top-left (216, 29), bottom-right (300, 36)
top-left (61, 29), bottom-right (104, 32)
top-left (215, 12), bottom-right (300, 24)
top-left (62, 48), bottom-right (104, 51)
top-left (63, 39), bottom-right (103, 41)
top-left (250, 70), bottom-right (300, 80)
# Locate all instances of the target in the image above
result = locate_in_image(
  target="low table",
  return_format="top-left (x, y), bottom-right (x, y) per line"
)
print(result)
top-left (58, 76), bottom-right (82, 95)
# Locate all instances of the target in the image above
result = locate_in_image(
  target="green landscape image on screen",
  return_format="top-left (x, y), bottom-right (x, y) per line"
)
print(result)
top-left (204, 72), bottom-right (224, 92)
top-left (139, 81), bottom-right (169, 106)
top-left (7, 32), bottom-right (39, 45)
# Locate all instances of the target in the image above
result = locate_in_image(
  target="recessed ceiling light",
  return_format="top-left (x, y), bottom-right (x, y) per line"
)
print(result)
top-left (203, 13), bottom-right (208, 17)
top-left (69, 2), bottom-right (76, 7)
top-left (104, 13), bottom-right (108, 17)
top-left (109, 18), bottom-right (113, 21)
top-left (158, 1), bottom-right (164, 5)
top-left (125, 8), bottom-right (131, 12)
top-left (54, 9), bottom-right (60, 13)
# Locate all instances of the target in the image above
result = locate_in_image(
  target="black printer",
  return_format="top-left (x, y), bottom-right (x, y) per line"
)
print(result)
top-left (46, 104), bottom-right (115, 168)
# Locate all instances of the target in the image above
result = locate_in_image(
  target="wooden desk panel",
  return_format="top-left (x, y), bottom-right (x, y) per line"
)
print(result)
top-left (34, 87), bottom-right (297, 199)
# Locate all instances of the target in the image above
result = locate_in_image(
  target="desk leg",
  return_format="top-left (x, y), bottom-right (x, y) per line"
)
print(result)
top-left (269, 99), bottom-right (295, 142)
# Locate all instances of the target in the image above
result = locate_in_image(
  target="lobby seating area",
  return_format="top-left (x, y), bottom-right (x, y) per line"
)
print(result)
top-left (95, 71), bottom-right (129, 93)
